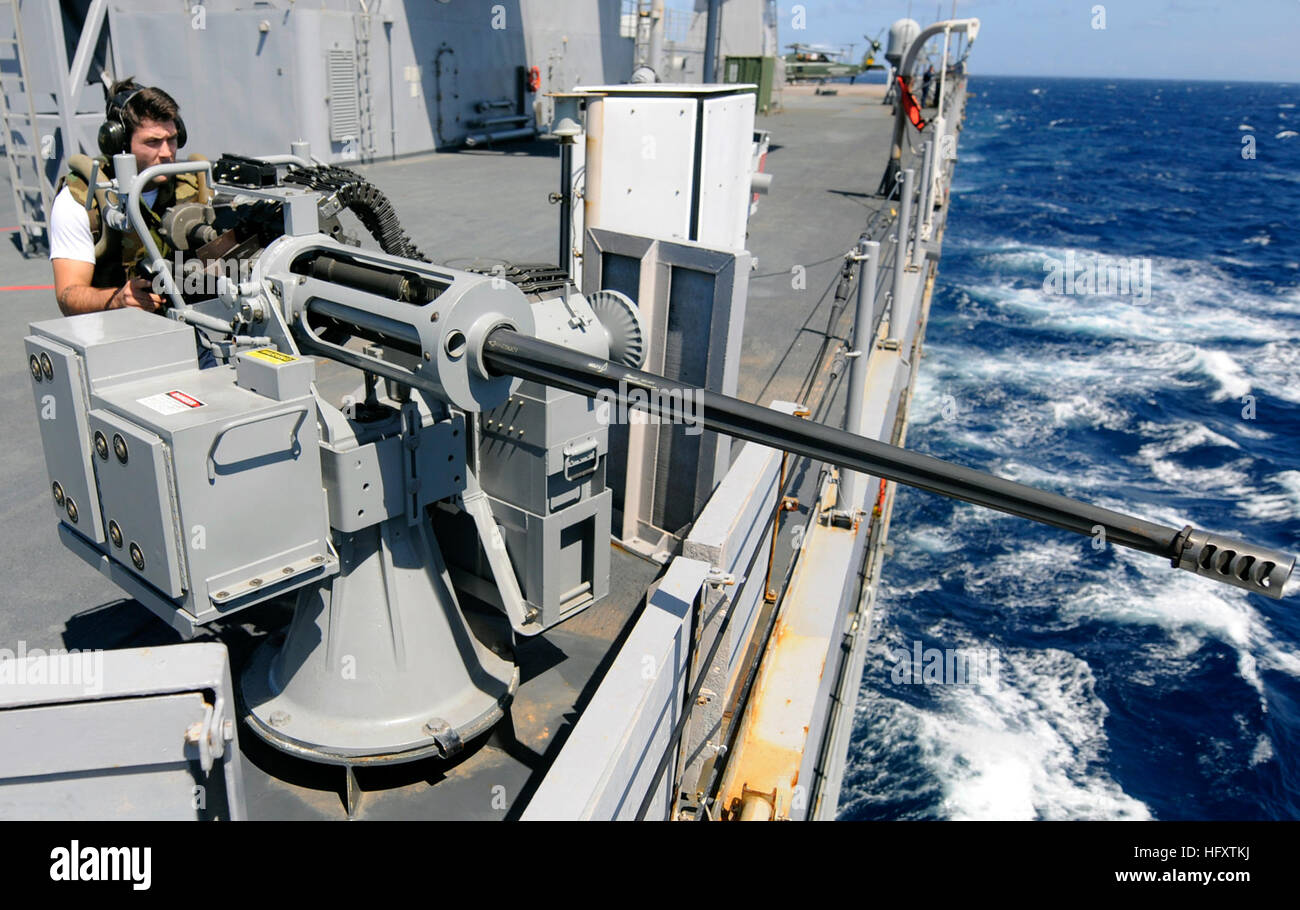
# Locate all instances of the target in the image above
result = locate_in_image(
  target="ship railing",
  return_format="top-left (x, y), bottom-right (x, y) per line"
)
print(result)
top-left (521, 406), bottom-right (799, 820)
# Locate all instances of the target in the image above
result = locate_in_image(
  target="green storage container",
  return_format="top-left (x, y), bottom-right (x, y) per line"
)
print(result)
top-left (723, 55), bottom-right (775, 115)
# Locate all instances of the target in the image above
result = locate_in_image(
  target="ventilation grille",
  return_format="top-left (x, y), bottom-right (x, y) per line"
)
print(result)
top-left (326, 49), bottom-right (359, 142)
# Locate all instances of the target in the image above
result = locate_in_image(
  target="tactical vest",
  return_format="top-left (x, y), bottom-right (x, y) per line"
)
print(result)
top-left (56, 154), bottom-right (204, 290)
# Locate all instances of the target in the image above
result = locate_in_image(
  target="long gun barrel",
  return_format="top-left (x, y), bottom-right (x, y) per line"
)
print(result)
top-left (482, 328), bottom-right (1295, 601)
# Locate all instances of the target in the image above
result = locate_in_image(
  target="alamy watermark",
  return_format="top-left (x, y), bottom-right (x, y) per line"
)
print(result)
top-left (0, 641), bottom-right (105, 695)
top-left (887, 640), bottom-right (1000, 686)
top-left (151, 252), bottom-right (256, 299)
top-left (594, 380), bottom-right (703, 437)
top-left (50, 841), bottom-right (151, 890)
top-left (1042, 250), bottom-right (1151, 302)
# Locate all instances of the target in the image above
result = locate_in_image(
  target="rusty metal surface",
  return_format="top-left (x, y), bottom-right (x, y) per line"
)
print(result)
top-left (717, 504), bottom-right (861, 819)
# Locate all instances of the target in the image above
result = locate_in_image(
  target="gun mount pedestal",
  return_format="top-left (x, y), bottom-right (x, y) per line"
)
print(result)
top-left (240, 515), bottom-right (517, 776)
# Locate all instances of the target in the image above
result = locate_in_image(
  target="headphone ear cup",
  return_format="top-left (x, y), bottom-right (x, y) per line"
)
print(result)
top-left (174, 115), bottom-right (187, 148)
top-left (97, 120), bottom-right (124, 158)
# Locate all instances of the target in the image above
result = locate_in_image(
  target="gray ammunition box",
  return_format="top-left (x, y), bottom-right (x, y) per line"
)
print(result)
top-left (490, 490), bottom-right (612, 623)
top-left (26, 310), bottom-right (198, 547)
top-left (468, 379), bottom-right (612, 625)
top-left (479, 381), bottom-right (608, 514)
top-left (27, 310), bottom-right (334, 638)
top-left (90, 364), bottom-right (332, 630)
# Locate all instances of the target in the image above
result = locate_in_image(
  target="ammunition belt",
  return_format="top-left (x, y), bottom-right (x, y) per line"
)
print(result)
top-left (282, 164), bottom-right (430, 263)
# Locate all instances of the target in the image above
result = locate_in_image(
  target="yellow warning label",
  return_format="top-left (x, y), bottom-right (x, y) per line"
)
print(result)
top-left (246, 348), bottom-right (297, 365)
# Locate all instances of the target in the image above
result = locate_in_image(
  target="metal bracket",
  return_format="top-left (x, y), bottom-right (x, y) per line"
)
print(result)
top-left (185, 696), bottom-right (234, 775)
top-left (560, 292), bottom-right (594, 329)
top-left (706, 568), bottom-right (736, 587)
top-left (422, 718), bottom-right (464, 758)
top-left (401, 399), bottom-right (423, 525)
top-left (459, 469), bottom-right (539, 635)
top-left (318, 192), bottom-right (343, 219)
top-left (733, 784), bottom-right (780, 821)
top-left (83, 160), bottom-right (103, 212)
top-left (562, 437), bottom-right (600, 481)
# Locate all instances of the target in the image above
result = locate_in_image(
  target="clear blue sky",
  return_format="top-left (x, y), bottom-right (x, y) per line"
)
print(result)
top-left (670, 0), bottom-right (1300, 82)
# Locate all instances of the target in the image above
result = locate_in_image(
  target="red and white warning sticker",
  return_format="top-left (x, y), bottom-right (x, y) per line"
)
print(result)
top-left (138, 389), bottom-right (208, 415)
top-left (165, 389), bottom-right (205, 408)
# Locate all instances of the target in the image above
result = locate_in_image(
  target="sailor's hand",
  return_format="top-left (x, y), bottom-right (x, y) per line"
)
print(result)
top-left (111, 277), bottom-right (166, 312)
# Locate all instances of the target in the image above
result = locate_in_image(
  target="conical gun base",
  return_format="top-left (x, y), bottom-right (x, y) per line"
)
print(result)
top-left (241, 516), bottom-right (517, 764)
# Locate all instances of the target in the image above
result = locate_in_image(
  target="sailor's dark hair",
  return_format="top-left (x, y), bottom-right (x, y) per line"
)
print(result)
top-left (107, 78), bottom-right (181, 139)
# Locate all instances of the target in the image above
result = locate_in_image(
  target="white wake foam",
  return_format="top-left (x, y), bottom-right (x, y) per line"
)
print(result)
top-left (913, 648), bottom-right (1151, 820)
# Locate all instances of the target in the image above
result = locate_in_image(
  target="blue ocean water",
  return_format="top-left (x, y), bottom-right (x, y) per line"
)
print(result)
top-left (839, 77), bottom-right (1300, 820)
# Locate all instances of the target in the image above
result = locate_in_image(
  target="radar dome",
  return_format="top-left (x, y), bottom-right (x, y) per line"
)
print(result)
top-left (885, 18), bottom-right (921, 67)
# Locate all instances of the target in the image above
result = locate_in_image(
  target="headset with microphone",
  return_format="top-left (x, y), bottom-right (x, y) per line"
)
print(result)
top-left (97, 87), bottom-right (187, 158)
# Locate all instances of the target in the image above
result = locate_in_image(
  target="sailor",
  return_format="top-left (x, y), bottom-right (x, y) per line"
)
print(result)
top-left (922, 64), bottom-right (935, 107)
top-left (49, 79), bottom-right (201, 317)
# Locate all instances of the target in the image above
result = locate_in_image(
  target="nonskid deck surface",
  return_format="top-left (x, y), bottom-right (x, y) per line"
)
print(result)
top-left (0, 82), bottom-right (911, 817)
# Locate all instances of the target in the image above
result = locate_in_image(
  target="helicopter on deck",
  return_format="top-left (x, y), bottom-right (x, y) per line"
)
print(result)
top-left (783, 32), bottom-right (884, 82)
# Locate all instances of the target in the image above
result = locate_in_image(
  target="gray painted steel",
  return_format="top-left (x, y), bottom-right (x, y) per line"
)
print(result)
top-left (677, 402), bottom-right (798, 808)
top-left (521, 556), bottom-right (710, 820)
top-left (582, 227), bottom-right (749, 556)
top-left (104, 0), bottom-right (632, 162)
top-left (240, 516), bottom-right (518, 762)
top-left (889, 167), bottom-right (915, 338)
top-left (472, 379), bottom-right (614, 626)
top-left (63, 316), bottom-right (333, 634)
top-left (0, 642), bottom-right (246, 820)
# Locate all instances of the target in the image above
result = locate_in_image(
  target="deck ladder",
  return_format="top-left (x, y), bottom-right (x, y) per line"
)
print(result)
top-left (0, 0), bottom-right (50, 254)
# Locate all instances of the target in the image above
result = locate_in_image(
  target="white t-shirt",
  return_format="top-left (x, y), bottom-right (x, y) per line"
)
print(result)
top-left (48, 184), bottom-right (160, 264)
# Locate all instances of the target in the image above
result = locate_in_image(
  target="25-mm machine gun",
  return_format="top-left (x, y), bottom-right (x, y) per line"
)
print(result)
top-left (25, 151), bottom-right (1294, 788)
